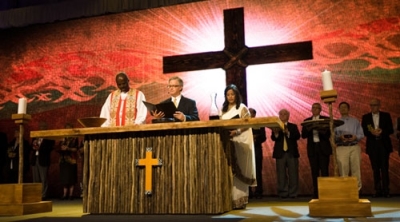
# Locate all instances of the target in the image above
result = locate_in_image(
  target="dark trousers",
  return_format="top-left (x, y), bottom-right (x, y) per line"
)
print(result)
top-left (32, 157), bottom-right (49, 198)
top-left (250, 147), bottom-right (263, 196)
top-left (5, 168), bottom-right (19, 183)
top-left (368, 140), bottom-right (390, 194)
top-left (276, 152), bottom-right (299, 198)
top-left (308, 142), bottom-right (330, 197)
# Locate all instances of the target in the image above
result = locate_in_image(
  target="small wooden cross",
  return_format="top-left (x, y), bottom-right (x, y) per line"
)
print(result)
top-left (135, 147), bottom-right (162, 195)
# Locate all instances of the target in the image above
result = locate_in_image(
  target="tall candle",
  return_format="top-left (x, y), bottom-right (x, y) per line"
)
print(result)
top-left (322, 70), bottom-right (333, 90)
top-left (18, 98), bottom-right (27, 114)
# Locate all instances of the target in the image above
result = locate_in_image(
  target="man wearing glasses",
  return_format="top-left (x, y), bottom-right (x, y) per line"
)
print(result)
top-left (334, 102), bottom-right (364, 192)
top-left (361, 98), bottom-right (394, 198)
top-left (152, 76), bottom-right (199, 122)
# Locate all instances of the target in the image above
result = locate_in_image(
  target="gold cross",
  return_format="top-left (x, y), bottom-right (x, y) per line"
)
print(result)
top-left (136, 147), bottom-right (162, 195)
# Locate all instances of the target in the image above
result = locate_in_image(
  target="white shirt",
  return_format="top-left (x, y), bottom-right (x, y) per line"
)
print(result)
top-left (372, 113), bottom-right (379, 129)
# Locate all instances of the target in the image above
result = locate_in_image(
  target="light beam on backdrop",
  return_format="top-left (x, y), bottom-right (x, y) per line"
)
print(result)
top-left (164, 6), bottom-right (313, 120)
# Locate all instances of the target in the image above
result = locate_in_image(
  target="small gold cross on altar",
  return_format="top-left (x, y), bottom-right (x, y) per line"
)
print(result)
top-left (135, 147), bottom-right (162, 195)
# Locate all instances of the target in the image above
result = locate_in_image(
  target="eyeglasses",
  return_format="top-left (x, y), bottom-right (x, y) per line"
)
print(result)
top-left (370, 104), bottom-right (379, 107)
top-left (167, 85), bottom-right (181, 88)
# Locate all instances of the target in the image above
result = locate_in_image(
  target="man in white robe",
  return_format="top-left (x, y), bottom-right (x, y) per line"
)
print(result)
top-left (100, 72), bottom-right (147, 126)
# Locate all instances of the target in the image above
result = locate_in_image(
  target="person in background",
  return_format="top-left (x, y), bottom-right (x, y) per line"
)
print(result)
top-left (301, 103), bottom-right (332, 199)
top-left (31, 121), bottom-right (55, 200)
top-left (334, 102), bottom-right (364, 192)
top-left (4, 129), bottom-right (30, 183)
top-left (397, 117), bottom-right (400, 156)
top-left (361, 98), bottom-right (393, 198)
top-left (271, 109), bottom-right (301, 199)
top-left (220, 84), bottom-right (255, 209)
top-left (248, 108), bottom-right (266, 199)
top-left (0, 131), bottom-right (8, 184)
top-left (78, 138), bottom-right (86, 198)
top-left (100, 72), bottom-right (147, 126)
top-left (57, 123), bottom-right (79, 200)
top-left (152, 76), bottom-right (199, 121)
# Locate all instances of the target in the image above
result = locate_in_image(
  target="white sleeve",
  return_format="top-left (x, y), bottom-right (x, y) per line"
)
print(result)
top-left (134, 91), bottom-right (147, 125)
top-left (100, 93), bottom-right (112, 127)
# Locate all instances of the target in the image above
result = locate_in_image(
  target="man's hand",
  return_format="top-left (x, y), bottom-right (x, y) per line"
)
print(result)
top-left (272, 127), bottom-right (281, 134)
top-left (151, 110), bottom-right (165, 119)
top-left (340, 134), bottom-right (356, 142)
top-left (32, 141), bottom-right (39, 150)
top-left (173, 111), bottom-right (185, 121)
top-left (371, 128), bottom-right (382, 136)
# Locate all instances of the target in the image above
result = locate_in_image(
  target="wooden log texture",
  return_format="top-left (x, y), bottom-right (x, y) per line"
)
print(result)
top-left (83, 128), bottom-right (233, 214)
top-left (30, 117), bottom-right (282, 139)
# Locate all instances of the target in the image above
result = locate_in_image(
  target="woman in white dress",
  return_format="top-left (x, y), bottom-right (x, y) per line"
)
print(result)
top-left (220, 84), bottom-right (256, 209)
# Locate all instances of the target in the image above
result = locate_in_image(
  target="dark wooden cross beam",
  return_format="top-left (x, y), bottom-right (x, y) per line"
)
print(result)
top-left (163, 7), bottom-right (313, 105)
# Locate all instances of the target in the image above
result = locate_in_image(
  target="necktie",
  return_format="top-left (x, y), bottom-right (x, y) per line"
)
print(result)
top-left (173, 98), bottom-right (178, 108)
top-left (313, 117), bottom-right (320, 142)
top-left (283, 124), bottom-right (288, 151)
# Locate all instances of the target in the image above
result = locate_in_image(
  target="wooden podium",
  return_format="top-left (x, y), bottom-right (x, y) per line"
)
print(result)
top-left (31, 117), bottom-right (282, 214)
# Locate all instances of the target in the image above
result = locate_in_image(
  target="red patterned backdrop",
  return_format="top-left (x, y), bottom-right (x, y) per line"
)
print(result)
top-left (0, 0), bottom-right (399, 198)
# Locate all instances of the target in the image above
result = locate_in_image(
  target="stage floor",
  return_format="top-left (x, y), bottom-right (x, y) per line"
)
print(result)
top-left (1, 195), bottom-right (399, 221)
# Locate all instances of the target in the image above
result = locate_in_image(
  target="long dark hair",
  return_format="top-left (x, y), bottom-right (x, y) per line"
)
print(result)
top-left (222, 84), bottom-right (242, 112)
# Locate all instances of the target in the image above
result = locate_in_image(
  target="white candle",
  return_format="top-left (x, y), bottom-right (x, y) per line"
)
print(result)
top-left (322, 70), bottom-right (333, 90)
top-left (18, 98), bottom-right (27, 114)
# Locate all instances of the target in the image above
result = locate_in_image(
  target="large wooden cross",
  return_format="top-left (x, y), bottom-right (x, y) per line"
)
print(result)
top-left (163, 7), bottom-right (313, 105)
top-left (135, 147), bottom-right (162, 195)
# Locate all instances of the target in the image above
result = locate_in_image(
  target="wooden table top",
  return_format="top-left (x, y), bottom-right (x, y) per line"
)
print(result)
top-left (30, 116), bottom-right (283, 139)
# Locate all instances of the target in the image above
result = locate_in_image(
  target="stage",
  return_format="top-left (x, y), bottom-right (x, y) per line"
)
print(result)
top-left (1, 195), bottom-right (399, 222)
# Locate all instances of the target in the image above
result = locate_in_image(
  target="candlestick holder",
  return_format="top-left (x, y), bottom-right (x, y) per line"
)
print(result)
top-left (319, 90), bottom-right (339, 176)
top-left (309, 75), bottom-right (371, 217)
top-left (320, 89), bottom-right (337, 103)
top-left (11, 114), bottom-right (31, 183)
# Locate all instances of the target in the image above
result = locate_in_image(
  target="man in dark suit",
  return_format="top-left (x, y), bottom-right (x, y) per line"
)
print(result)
top-left (361, 98), bottom-right (393, 198)
top-left (5, 129), bottom-right (31, 183)
top-left (301, 103), bottom-right (332, 199)
top-left (152, 76), bottom-right (199, 121)
top-left (397, 117), bottom-right (400, 156)
top-left (31, 122), bottom-right (55, 200)
top-left (271, 109), bottom-right (300, 198)
top-left (0, 131), bottom-right (8, 183)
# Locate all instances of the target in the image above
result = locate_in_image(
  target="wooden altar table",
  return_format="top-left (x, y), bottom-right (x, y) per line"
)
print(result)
top-left (31, 117), bottom-right (282, 214)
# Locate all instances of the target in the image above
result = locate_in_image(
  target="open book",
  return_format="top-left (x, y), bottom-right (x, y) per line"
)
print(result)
top-left (143, 101), bottom-right (177, 118)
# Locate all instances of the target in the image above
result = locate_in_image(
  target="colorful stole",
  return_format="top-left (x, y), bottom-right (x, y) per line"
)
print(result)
top-left (109, 89), bottom-right (138, 126)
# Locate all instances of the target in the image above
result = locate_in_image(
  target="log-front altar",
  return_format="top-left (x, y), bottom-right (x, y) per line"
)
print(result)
top-left (31, 117), bottom-right (282, 214)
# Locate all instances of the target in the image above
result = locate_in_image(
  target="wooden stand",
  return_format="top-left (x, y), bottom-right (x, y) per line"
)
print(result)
top-left (0, 114), bottom-right (52, 216)
top-left (309, 177), bottom-right (372, 217)
top-left (0, 184), bottom-right (52, 215)
top-left (308, 90), bottom-right (372, 217)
